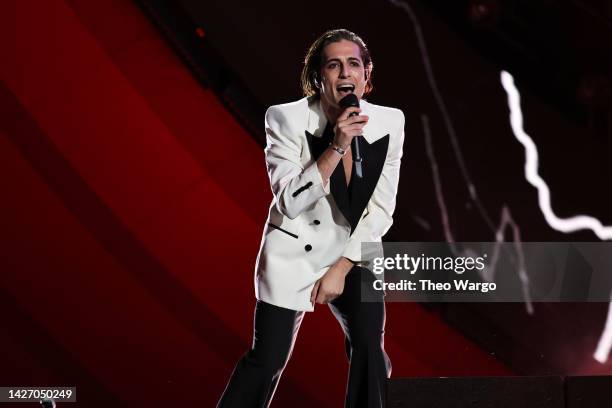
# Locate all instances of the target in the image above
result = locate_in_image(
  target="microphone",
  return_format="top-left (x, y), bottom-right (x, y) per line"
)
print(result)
top-left (339, 93), bottom-right (363, 178)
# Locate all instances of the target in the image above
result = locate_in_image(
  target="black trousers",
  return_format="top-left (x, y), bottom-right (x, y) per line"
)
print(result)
top-left (217, 266), bottom-right (392, 408)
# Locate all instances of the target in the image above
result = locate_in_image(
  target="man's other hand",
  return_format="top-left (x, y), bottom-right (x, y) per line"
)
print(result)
top-left (310, 257), bottom-right (354, 306)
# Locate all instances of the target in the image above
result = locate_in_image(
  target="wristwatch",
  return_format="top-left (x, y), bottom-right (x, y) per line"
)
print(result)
top-left (329, 141), bottom-right (348, 156)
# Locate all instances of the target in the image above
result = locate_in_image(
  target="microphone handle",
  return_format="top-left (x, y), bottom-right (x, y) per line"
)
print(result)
top-left (352, 137), bottom-right (363, 178)
top-left (348, 112), bottom-right (363, 178)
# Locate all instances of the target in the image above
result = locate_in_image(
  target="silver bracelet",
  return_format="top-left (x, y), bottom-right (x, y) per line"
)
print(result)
top-left (329, 141), bottom-right (348, 156)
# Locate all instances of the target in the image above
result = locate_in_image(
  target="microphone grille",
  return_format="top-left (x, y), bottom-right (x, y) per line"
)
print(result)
top-left (339, 93), bottom-right (359, 108)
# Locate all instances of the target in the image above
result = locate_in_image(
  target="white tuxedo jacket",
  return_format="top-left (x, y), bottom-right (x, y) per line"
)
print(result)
top-left (254, 96), bottom-right (404, 311)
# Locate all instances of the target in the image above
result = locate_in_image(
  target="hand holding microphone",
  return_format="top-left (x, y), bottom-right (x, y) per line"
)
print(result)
top-left (332, 106), bottom-right (367, 146)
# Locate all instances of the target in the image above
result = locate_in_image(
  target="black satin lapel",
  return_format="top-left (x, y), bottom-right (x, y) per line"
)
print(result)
top-left (305, 130), bottom-right (352, 224)
top-left (305, 130), bottom-right (328, 161)
top-left (349, 135), bottom-right (390, 232)
top-left (330, 162), bottom-right (351, 223)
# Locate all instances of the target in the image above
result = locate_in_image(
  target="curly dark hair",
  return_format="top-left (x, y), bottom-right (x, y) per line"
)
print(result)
top-left (301, 29), bottom-right (373, 98)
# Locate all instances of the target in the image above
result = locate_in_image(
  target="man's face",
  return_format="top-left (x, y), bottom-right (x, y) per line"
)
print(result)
top-left (319, 39), bottom-right (368, 108)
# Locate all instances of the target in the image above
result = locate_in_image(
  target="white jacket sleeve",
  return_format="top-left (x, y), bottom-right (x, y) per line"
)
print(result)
top-left (342, 110), bottom-right (405, 262)
top-left (264, 106), bottom-right (331, 219)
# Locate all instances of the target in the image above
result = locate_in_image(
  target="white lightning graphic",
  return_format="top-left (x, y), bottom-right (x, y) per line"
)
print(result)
top-left (500, 70), bottom-right (612, 364)
top-left (500, 71), bottom-right (612, 240)
top-left (390, 0), bottom-right (612, 365)
top-left (594, 300), bottom-right (612, 363)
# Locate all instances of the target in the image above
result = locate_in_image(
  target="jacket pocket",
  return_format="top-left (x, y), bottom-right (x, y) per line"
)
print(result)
top-left (267, 222), bottom-right (299, 239)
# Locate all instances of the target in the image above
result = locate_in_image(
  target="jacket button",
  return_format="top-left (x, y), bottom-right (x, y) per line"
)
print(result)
top-left (313, 220), bottom-right (320, 225)
top-left (305, 244), bottom-right (312, 252)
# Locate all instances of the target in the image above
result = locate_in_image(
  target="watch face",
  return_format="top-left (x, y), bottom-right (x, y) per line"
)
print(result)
top-left (332, 145), bottom-right (346, 155)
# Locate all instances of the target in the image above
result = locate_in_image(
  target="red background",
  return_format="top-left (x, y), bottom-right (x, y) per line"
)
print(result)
top-left (1, 1), bottom-right (510, 406)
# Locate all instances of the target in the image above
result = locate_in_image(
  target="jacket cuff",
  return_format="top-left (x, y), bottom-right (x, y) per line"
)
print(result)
top-left (279, 162), bottom-right (331, 219)
top-left (289, 161), bottom-right (329, 198)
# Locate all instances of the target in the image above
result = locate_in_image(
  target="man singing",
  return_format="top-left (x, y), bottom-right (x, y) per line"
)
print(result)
top-left (218, 29), bottom-right (405, 407)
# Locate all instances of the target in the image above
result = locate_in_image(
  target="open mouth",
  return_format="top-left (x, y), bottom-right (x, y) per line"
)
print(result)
top-left (336, 84), bottom-right (355, 96)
